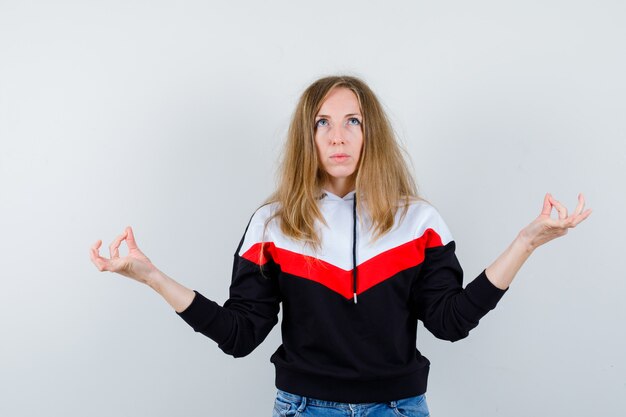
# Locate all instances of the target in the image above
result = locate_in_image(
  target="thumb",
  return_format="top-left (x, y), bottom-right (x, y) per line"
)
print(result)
top-left (541, 193), bottom-right (552, 216)
top-left (126, 226), bottom-right (139, 250)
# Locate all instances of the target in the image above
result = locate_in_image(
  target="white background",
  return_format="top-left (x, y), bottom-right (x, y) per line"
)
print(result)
top-left (1, 1), bottom-right (624, 416)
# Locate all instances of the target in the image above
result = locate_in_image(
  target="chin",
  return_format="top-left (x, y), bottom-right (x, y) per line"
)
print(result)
top-left (327, 169), bottom-right (356, 179)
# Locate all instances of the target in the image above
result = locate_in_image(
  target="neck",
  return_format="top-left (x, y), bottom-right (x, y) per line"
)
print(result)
top-left (324, 178), bottom-right (355, 198)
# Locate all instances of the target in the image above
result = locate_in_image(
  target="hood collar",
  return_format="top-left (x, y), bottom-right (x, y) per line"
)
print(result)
top-left (320, 189), bottom-right (356, 201)
top-left (319, 188), bottom-right (359, 304)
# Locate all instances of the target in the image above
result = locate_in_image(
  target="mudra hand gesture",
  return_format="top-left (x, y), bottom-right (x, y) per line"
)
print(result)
top-left (484, 192), bottom-right (592, 290)
top-left (90, 226), bottom-right (194, 311)
top-left (90, 226), bottom-right (157, 285)
top-left (519, 193), bottom-right (592, 250)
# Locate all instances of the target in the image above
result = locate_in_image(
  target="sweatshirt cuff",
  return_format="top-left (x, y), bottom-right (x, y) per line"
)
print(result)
top-left (176, 290), bottom-right (220, 332)
top-left (464, 269), bottom-right (508, 312)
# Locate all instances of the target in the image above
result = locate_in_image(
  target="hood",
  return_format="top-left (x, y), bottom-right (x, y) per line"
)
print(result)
top-left (319, 189), bottom-right (359, 304)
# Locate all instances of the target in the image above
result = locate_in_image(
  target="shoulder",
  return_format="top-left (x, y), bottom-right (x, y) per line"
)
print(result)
top-left (400, 199), bottom-right (454, 245)
top-left (236, 202), bottom-right (280, 256)
top-left (248, 202), bottom-right (279, 226)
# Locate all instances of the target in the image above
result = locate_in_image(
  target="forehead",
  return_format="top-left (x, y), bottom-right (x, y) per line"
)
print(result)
top-left (317, 87), bottom-right (361, 115)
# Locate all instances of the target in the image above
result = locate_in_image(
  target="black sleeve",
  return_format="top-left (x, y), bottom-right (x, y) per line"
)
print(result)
top-left (176, 215), bottom-right (281, 358)
top-left (412, 241), bottom-right (507, 342)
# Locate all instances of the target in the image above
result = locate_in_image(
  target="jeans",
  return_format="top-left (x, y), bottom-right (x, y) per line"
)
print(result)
top-left (272, 389), bottom-right (430, 417)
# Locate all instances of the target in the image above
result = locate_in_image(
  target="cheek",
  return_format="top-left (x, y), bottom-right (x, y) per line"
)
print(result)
top-left (314, 134), bottom-right (326, 155)
top-left (354, 132), bottom-right (364, 154)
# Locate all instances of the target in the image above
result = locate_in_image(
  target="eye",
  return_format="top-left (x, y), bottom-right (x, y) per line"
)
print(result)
top-left (315, 118), bottom-right (329, 128)
top-left (347, 117), bottom-right (361, 126)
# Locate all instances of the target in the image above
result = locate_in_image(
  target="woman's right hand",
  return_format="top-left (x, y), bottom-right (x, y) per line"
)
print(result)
top-left (91, 226), bottom-right (195, 312)
top-left (90, 226), bottom-right (159, 286)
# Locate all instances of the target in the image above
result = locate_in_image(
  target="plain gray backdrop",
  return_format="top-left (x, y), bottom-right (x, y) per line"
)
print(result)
top-left (1, 1), bottom-right (624, 416)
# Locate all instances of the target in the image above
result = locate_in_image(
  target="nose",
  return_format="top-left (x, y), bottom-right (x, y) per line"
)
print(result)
top-left (329, 126), bottom-right (344, 145)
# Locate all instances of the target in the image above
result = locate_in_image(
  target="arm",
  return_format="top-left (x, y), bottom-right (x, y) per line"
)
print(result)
top-left (413, 193), bottom-right (591, 342)
top-left (176, 252), bottom-right (281, 357)
top-left (485, 193), bottom-right (592, 290)
top-left (90, 223), bottom-right (281, 357)
top-left (414, 241), bottom-right (506, 342)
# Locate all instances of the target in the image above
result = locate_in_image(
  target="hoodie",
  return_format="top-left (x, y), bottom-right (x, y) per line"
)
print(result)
top-left (177, 190), bottom-right (508, 403)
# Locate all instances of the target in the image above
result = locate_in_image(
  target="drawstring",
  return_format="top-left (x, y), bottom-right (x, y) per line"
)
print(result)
top-left (320, 190), bottom-right (358, 304)
top-left (352, 194), bottom-right (358, 304)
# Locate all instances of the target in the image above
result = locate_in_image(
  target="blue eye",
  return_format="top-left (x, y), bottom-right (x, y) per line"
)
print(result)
top-left (347, 117), bottom-right (361, 126)
top-left (315, 119), bottom-right (329, 127)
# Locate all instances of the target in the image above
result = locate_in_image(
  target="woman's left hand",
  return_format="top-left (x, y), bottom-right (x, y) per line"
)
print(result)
top-left (485, 193), bottom-right (592, 290)
top-left (520, 193), bottom-right (592, 250)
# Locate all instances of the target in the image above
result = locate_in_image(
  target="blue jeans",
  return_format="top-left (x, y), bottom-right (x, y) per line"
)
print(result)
top-left (272, 389), bottom-right (430, 417)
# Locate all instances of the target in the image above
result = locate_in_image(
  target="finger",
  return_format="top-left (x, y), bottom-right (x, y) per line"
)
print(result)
top-left (92, 256), bottom-right (109, 272)
top-left (90, 240), bottom-right (102, 264)
top-left (572, 193), bottom-right (586, 216)
top-left (541, 193), bottom-right (552, 216)
top-left (109, 231), bottom-right (127, 259)
top-left (126, 226), bottom-right (139, 250)
top-left (90, 240), bottom-right (105, 263)
top-left (571, 208), bottom-right (592, 227)
top-left (90, 240), bottom-right (109, 271)
top-left (549, 196), bottom-right (568, 220)
top-left (91, 239), bottom-right (102, 252)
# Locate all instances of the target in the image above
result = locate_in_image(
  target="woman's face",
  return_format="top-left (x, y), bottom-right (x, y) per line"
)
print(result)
top-left (314, 87), bottom-right (364, 193)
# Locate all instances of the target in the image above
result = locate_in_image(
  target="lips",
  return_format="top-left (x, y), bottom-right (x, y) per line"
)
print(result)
top-left (330, 153), bottom-right (350, 162)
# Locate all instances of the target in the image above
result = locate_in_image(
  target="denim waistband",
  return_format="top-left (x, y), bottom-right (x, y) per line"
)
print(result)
top-left (276, 389), bottom-right (423, 409)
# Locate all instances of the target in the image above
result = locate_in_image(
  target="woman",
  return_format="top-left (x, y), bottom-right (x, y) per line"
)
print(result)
top-left (90, 75), bottom-right (591, 416)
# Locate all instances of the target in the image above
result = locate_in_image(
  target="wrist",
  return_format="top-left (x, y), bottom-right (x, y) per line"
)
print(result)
top-left (515, 230), bottom-right (536, 253)
top-left (145, 269), bottom-right (168, 291)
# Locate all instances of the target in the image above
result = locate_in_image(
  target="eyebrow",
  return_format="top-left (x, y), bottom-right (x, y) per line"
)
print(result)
top-left (315, 113), bottom-right (362, 119)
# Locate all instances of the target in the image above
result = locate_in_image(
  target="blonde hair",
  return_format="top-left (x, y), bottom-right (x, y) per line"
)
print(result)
top-left (264, 75), bottom-right (420, 250)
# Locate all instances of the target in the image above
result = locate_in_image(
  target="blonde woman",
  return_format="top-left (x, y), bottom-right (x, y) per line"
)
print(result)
top-left (90, 76), bottom-right (591, 416)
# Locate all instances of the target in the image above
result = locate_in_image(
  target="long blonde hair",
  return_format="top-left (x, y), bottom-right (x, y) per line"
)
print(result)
top-left (264, 75), bottom-right (420, 249)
